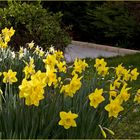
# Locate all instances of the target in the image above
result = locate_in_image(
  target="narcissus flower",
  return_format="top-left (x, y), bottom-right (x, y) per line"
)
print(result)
top-left (31, 70), bottom-right (47, 87)
top-left (2, 27), bottom-right (15, 38)
top-left (115, 64), bottom-right (125, 78)
top-left (105, 99), bottom-right (124, 118)
top-left (109, 84), bottom-right (117, 98)
top-left (54, 50), bottom-right (64, 60)
top-left (123, 69), bottom-right (131, 81)
top-left (114, 77), bottom-right (121, 88)
top-left (46, 67), bottom-right (58, 87)
top-left (134, 89), bottom-right (140, 103)
top-left (72, 58), bottom-right (88, 75)
top-left (0, 27), bottom-right (15, 48)
top-left (19, 71), bottom-right (46, 106)
top-left (28, 41), bottom-right (34, 49)
top-left (60, 74), bottom-right (82, 97)
top-left (58, 111), bottom-right (78, 129)
top-left (39, 48), bottom-right (45, 57)
top-left (117, 83), bottom-right (131, 103)
top-left (3, 69), bottom-right (17, 84)
top-left (130, 68), bottom-right (139, 81)
top-left (94, 58), bottom-right (107, 68)
top-left (19, 47), bottom-right (24, 59)
top-left (97, 65), bottom-right (109, 77)
top-left (94, 58), bottom-right (109, 77)
top-left (0, 39), bottom-right (7, 48)
top-left (23, 57), bottom-right (35, 79)
top-left (43, 54), bottom-right (58, 70)
top-left (89, 88), bottom-right (105, 108)
top-left (57, 61), bottom-right (66, 73)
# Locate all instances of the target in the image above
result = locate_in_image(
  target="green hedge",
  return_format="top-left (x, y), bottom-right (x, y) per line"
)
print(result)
top-left (0, 1), bottom-right (71, 51)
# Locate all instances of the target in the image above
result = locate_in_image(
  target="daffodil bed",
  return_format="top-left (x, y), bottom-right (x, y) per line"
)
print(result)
top-left (0, 27), bottom-right (140, 139)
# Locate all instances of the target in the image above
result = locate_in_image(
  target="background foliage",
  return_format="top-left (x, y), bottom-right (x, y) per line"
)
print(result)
top-left (1, 1), bottom-right (140, 50)
top-left (0, 1), bottom-right (71, 51)
top-left (42, 1), bottom-right (140, 50)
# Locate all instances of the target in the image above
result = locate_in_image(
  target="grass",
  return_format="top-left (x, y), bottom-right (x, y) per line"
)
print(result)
top-left (85, 53), bottom-right (140, 139)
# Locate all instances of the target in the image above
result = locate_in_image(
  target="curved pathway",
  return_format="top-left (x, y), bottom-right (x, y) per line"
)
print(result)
top-left (65, 44), bottom-right (118, 62)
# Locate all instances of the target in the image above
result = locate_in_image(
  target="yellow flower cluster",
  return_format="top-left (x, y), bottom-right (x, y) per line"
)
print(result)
top-left (1, 27), bottom-right (140, 134)
top-left (94, 58), bottom-right (109, 77)
top-left (72, 58), bottom-right (88, 75)
top-left (0, 27), bottom-right (15, 48)
top-left (89, 59), bottom-right (140, 118)
top-left (19, 45), bottom-right (87, 107)
top-left (17, 48), bottom-right (140, 128)
top-left (19, 70), bottom-right (47, 106)
top-left (115, 64), bottom-right (139, 82)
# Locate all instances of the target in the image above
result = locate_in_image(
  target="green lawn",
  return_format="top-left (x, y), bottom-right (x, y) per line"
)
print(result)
top-left (85, 53), bottom-right (140, 139)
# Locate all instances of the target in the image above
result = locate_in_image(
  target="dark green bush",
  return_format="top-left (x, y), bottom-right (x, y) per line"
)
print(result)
top-left (86, 2), bottom-right (140, 49)
top-left (44, 1), bottom-right (140, 50)
top-left (0, 1), bottom-right (71, 51)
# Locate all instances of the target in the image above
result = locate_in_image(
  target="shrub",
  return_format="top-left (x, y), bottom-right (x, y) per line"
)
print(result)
top-left (86, 2), bottom-right (140, 48)
top-left (44, 1), bottom-right (140, 49)
top-left (0, 1), bottom-right (71, 51)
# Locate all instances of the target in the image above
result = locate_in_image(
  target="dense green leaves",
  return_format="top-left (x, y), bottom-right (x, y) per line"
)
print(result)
top-left (43, 1), bottom-right (140, 49)
top-left (0, 1), bottom-right (71, 51)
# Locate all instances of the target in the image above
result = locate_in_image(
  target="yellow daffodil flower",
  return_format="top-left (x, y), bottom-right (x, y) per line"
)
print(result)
top-left (105, 99), bottom-right (124, 118)
top-left (94, 58), bottom-right (107, 68)
top-left (123, 69), bottom-right (131, 81)
top-left (118, 83), bottom-right (131, 103)
top-left (39, 49), bottom-right (45, 57)
top-left (97, 65), bottom-right (109, 77)
top-left (28, 41), bottom-right (34, 49)
top-left (134, 89), bottom-right (140, 103)
top-left (114, 77), bottom-right (121, 88)
top-left (54, 50), bottom-right (64, 60)
top-left (19, 73), bottom-right (46, 106)
top-left (19, 47), bottom-right (24, 59)
top-left (89, 88), bottom-right (105, 108)
top-left (2, 27), bottom-right (15, 38)
top-left (115, 64), bottom-right (126, 78)
top-left (130, 68), bottom-right (139, 81)
top-left (3, 69), bottom-right (17, 84)
top-left (23, 58), bottom-right (35, 79)
top-left (0, 27), bottom-right (15, 48)
top-left (61, 74), bottom-right (82, 97)
top-left (58, 111), bottom-right (78, 129)
top-left (0, 39), bottom-right (7, 48)
top-left (43, 54), bottom-right (58, 70)
top-left (46, 68), bottom-right (58, 87)
top-left (72, 58), bottom-right (88, 75)
top-left (94, 58), bottom-right (109, 77)
top-left (31, 70), bottom-right (47, 87)
top-left (57, 61), bottom-right (67, 73)
top-left (109, 84), bottom-right (117, 98)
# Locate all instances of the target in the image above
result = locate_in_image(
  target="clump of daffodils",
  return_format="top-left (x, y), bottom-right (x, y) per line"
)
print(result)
top-left (0, 27), bottom-right (15, 48)
top-left (0, 27), bottom-right (140, 139)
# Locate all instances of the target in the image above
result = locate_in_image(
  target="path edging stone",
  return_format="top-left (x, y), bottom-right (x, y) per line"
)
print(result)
top-left (72, 40), bottom-right (140, 55)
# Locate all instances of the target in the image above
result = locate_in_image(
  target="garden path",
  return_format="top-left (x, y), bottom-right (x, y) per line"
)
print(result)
top-left (65, 44), bottom-right (118, 62)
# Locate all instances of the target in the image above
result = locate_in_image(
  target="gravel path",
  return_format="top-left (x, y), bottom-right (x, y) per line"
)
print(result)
top-left (65, 44), bottom-right (119, 62)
